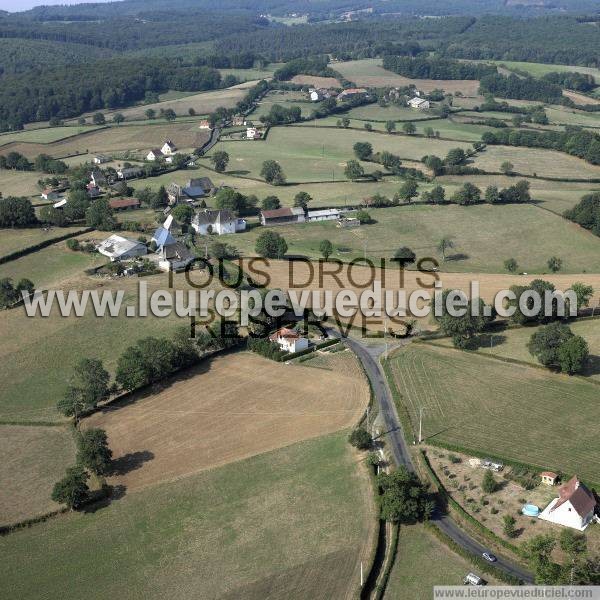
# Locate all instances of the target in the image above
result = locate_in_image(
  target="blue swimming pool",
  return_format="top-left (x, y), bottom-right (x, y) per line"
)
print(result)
top-left (522, 504), bottom-right (540, 517)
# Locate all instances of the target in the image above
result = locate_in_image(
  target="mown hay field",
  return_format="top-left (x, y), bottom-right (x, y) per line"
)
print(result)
top-left (0, 169), bottom-right (49, 197)
top-left (387, 343), bottom-right (600, 486)
top-left (473, 145), bottom-right (600, 180)
top-left (0, 226), bottom-right (90, 259)
top-left (0, 432), bottom-right (375, 600)
top-left (0, 125), bottom-right (104, 147)
top-left (291, 74), bottom-right (340, 88)
top-left (225, 203), bottom-right (600, 273)
top-left (0, 122), bottom-right (211, 159)
top-left (84, 351), bottom-right (369, 491)
top-left (212, 126), bottom-right (470, 183)
top-left (332, 59), bottom-right (480, 95)
top-left (0, 425), bottom-right (76, 525)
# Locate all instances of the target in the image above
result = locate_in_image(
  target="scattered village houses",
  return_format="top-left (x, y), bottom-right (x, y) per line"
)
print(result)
top-left (161, 140), bottom-right (177, 155)
top-left (338, 88), bottom-right (368, 100)
top-left (41, 189), bottom-right (61, 201)
top-left (539, 476), bottom-right (597, 531)
top-left (198, 119), bottom-right (213, 129)
top-left (308, 88), bottom-right (337, 102)
top-left (191, 209), bottom-right (247, 236)
top-left (408, 97), bottom-right (430, 110)
top-left (269, 327), bottom-right (309, 353)
top-left (260, 207), bottom-right (305, 226)
top-left (96, 234), bottom-right (147, 262)
top-left (246, 126), bottom-right (262, 140)
top-left (90, 169), bottom-right (107, 188)
top-left (92, 154), bottom-right (110, 165)
top-left (109, 198), bottom-right (140, 211)
top-left (86, 182), bottom-right (101, 198)
top-left (117, 166), bottom-right (143, 180)
top-left (167, 177), bottom-right (215, 204)
top-left (232, 116), bottom-right (246, 126)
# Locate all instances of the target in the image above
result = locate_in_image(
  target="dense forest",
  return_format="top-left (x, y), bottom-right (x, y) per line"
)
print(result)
top-left (479, 73), bottom-right (564, 103)
top-left (382, 56), bottom-right (497, 81)
top-left (0, 59), bottom-right (223, 130)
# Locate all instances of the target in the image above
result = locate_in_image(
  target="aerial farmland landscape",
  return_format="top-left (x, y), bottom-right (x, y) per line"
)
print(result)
top-left (1, 0), bottom-right (600, 598)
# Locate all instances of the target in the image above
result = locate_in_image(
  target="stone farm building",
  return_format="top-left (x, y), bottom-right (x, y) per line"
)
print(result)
top-left (109, 198), bottom-right (140, 211)
top-left (167, 178), bottom-right (214, 204)
top-left (260, 207), bottom-right (305, 226)
top-left (191, 209), bottom-right (246, 235)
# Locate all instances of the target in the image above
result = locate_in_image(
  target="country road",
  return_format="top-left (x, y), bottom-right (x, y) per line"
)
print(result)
top-left (335, 332), bottom-right (534, 586)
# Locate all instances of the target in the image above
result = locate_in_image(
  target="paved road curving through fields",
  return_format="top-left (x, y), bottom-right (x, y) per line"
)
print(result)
top-left (330, 330), bottom-right (534, 586)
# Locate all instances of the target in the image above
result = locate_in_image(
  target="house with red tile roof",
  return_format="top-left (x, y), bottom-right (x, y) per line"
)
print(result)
top-left (539, 476), bottom-right (596, 530)
top-left (269, 328), bottom-right (309, 354)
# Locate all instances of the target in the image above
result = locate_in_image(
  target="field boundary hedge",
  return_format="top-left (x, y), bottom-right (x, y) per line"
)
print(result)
top-left (0, 227), bottom-right (93, 265)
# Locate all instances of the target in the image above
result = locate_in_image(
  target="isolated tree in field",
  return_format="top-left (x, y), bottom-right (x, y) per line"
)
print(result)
top-left (255, 230), bottom-right (287, 259)
top-left (210, 150), bottom-right (229, 173)
top-left (482, 469), bottom-right (497, 493)
top-left (57, 358), bottom-right (110, 418)
top-left (51, 466), bottom-right (89, 510)
top-left (364, 122), bottom-right (372, 131)
top-left (188, 107), bottom-right (196, 116)
top-left (558, 336), bottom-right (589, 375)
top-left (348, 427), bottom-right (372, 450)
top-left (112, 113), bottom-right (125, 125)
top-left (163, 108), bottom-right (176, 121)
top-left (145, 108), bottom-right (156, 120)
top-left (424, 126), bottom-right (435, 138)
top-left (485, 185), bottom-right (501, 204)
top-left (353, 141), bottom-right (373, 161)
top-left (500, 161), bottom-right (514, 175)
top-left (341, 117), bottom-right (350, 128)
top-left (385, 120), bottom-right (396, 134)
top-left (377, 467), bottom-right (434, 523)
top-left (397, 178), bottom-right (418, 204)
top-left (319, 239), bottom-right (333, 261)
top-left (92, 112), bottom-right (106, 125)
top-left (77, 428), bottom-right (113, 476)
top-left (394, 246), bottom-right (416, 265)
top-left (423, 155), bottom-right (444, 175)
top-left (355, 209), bottom-right (372, 224)
top-left (171, 203), bottom-right (194, 224)
top-left (570, 282), bottom-right (594, 310)
top-left (444, 147), bottom-right (466, 166)
top-left (437, 236), bottom-right (454, 261)
top-left (548, 256), bottom-right (563, 273)
top-left (503, 515), bottom-right (517, 538)
top-left (293, 191), bottom-right (312, 210)
top-left (402, 121), bottom-right (416, 135)
top-left (504, 258), bottom-right (519, 273)
top-left (261, 195), bottom-right (280, 210)
top-left (345, 159), bottom-right (364, 181)
top-left (260, 160), bottom-right (286, 185)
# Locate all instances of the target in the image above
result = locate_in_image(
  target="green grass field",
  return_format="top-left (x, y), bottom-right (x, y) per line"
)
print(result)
top-left (220, 66), bottom-right (278, 81)
top-left (0, 227), bottom-right (90, 259)
top-left (250, 90), bottom-right (316, 120)
top-left (385, 524), bottom-right (498, 598)
top-left (473, 145), bottom-right (600, 180)
top-left (545, 107), bottom-right (600, 129)
top-left (387, 343), bottom-right (600, 485)
top-left (0, 424), bottom-right (75, 525)
top-left (436, 317), bottom-right (600, 382)
top-left (0, 432), bottom-right (373, 600)
top-left (222, 203), bottom-right (600, 273)
top-left (0, 169), bottom-right (48, 197)
top-left (212, 126), bottom-right (470, 183)
top-left (486, 60), bottom-right (600, 82)
top-left (0, 126), bottom-right (103, 147)
top-left (343, 104), bottom-right (435, 122)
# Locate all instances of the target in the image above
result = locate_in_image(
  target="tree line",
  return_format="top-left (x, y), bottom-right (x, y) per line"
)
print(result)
top-left (479, 73), bottom-right (563, 103)
top-left (382, 55), bottom-right (496, 81)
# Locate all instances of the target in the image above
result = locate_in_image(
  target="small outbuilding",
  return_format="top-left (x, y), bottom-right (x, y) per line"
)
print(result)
top-left (97, 235), bottom-right (147, 262)
top-left (260, 207), bottom-right (305, 226)
top-left (541, 471), bottom-right (558, 486)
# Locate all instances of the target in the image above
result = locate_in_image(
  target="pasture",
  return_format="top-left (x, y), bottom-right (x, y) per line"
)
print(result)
top-left (341, 104), bottom-right (434, 122)
top-left (0, 432), bottom-right (375, 600)
top-left (435, 317), bottom-right (600, 383)
top-left (0, 267), bottom-right (217, 423)
top-left (0, 226), bottom-right (90, 259)
top-left (226, 203), bottom-right (600, 273)
top-left (332, 59), bottom-right (481, 95)
top-left (291, 74), bottom-right (340, 88)
top-left (212, 126), bottom-right (470, 183)
top-left (488, 60), bottom-right (600, 82)
top-left (386, 343), bottom-right (600, 486)
top-left (84, 351), bottom-right (369, 491)
top-left (385, 524), bottom-right (499, 598)
top-left (0, 125), bottom-right (104, 147)
top-left (0, 425), bottom-right (76, 526)
top-left (0, 169), bottom-right (47, 197)
top-left (0, 122), bottom-right (211, 159)
top-left (250, 90), bottom-right (315, 120)
top-left (473, 145), bottom-right (600, 180)
top-left (545, 107), bottom-right (600, 128)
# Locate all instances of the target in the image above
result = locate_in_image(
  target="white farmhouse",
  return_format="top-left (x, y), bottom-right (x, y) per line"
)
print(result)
top-left (269, 327), bottom-right (309, 353)
top-left (157, 241), bottom-right (194, 272)
top-left (539, 476), bottom-right (596, 531)
top-left (146, 148), bottom-right (163, 161)
top-left (407, 97), bottom-right (430, 110)
top-left (96, 235), bottom-right (147, 262)
top-left (191, 209), bottom-right (246, 236)
top-left (161, 140), bottom-right (177, 155)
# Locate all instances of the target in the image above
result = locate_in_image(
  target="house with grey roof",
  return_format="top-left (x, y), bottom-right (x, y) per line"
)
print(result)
top-left (191, 209), bottom-right (246, 236)
top-left (96, 235), bottom-right (147, 262)
top-left (167, 177), bottom-right (214, 204)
